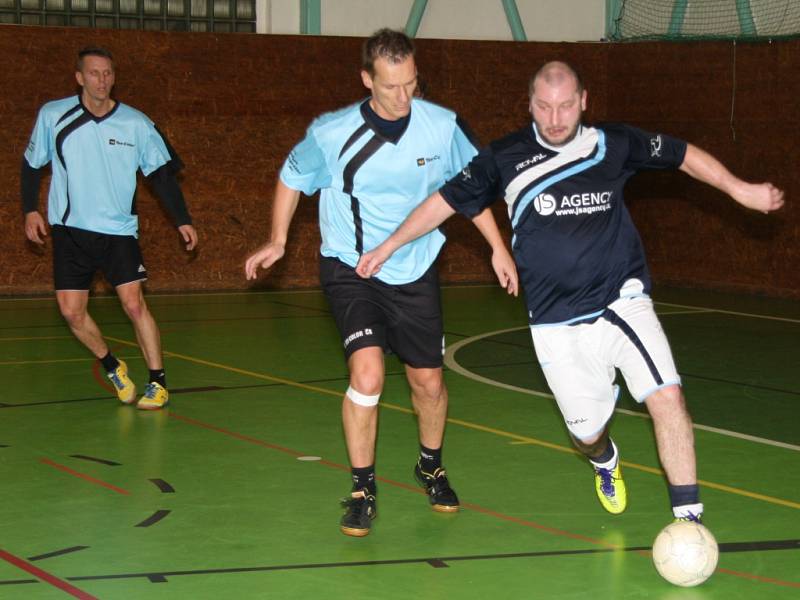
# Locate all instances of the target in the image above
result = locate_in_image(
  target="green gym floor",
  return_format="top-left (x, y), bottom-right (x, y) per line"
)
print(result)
top-left (0, 285), bottom-right (798, 599)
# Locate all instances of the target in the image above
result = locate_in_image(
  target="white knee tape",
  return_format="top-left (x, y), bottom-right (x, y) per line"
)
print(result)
top-left (346, 385), bottom-right (380, 407)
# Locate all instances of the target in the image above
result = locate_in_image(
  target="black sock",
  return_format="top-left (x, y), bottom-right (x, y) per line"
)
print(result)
top-left (668, 483), bottom-right (700, 507)
top-left (149, 369), bottom-right (166, 388)
top-left (100, 352), bottom-right (120, 373)
top-left (351, 465), bottom-right (376, 496)
top-left (590, 438), bottom-right (616, 465)
top-left (418, 444), bottom-right (442, 473)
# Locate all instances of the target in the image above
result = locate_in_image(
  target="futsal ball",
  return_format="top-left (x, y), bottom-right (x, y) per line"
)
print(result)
top-left (652, 521), bottom-right (719, 587)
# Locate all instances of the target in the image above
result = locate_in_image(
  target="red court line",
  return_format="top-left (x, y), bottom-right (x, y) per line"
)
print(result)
top-left (40, 458), bottom-right (130, 495)
top-left (716, 567), bottom-right (800, 589)
top-left (170, 411), bottom-right (800, 588)
top-left (0, 549), bottom-right (99, 600)
top-left (91, 359), bottom-right (115, 394)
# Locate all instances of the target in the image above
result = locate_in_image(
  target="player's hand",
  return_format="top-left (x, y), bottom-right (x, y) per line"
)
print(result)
top-left (492, 248), bottom-right (519, 296)
top-left (355, 246), bottom-right (391, 278)
top-left (735, 182), bottom-right (785, 214)
top-left (245, 242), bottom-right (285, 280)
top-left (24, 211), bottom-right (48, 245)
top-left (178, 224), bottom-right (198, 251)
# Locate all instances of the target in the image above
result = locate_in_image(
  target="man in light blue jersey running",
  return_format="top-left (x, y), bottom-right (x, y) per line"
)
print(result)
top-left (245, 29), bottom-right (517, 537)
top-left (22, 46), bottom-right (198, 410)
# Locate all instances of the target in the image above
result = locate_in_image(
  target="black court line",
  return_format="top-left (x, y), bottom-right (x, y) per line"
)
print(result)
top-left (0, 313), bottom-right (331, 332)
top-left (0, 370), bottom-right (419, 410)
top-left (135, 510), bottom-right (171, 528)
top-left (0, 539), bottom-right (796, 587)
top-left (678, 371), bottom-right (800, 397)
top-left (69, 454), bottom-right (122, 466)
top-left (149, 479), bottom-right (175, 493)
top-left (28, 546), bottom-right (89, 562)
top-left (455, 349), bottom-right (799, 396)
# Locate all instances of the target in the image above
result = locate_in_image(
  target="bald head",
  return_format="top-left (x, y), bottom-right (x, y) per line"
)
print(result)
top-left (529, 61), bottom-right (584, 99)
top-left (528, 60), bottom-right (587, 147)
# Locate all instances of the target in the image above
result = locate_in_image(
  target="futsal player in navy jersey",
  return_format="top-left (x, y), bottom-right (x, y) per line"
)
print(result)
top-left (22, 46), bottom-right (198, 410)
top-left (245, 29), bottom-right (517, 537)
top-left (357, 61), bottom-right (784, 523)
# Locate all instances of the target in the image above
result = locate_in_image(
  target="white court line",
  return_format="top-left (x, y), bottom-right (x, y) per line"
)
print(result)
top-left (444, 326), bottom-right (800, 453)
top-left (655, 300), bottom-right (800, 324)
top-left (4, 287), bottom-right (799, 324)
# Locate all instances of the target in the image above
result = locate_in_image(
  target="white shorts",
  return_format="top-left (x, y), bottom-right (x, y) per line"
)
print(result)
top-left (530, 295), bottom-right (681, 441)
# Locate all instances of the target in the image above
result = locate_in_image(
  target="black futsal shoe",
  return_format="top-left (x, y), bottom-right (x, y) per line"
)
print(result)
top-left (414, 462), bottom-right (460, 512)
top-left (340, 488), bottom-right (377, 537)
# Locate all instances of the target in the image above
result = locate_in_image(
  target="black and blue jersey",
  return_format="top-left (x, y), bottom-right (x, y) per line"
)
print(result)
top-left (440, 122), bottom-right (687, 325)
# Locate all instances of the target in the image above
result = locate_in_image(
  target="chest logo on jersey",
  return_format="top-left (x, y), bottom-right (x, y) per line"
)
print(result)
top-left (515, 153), bottom-right (547, 171)
top-left (108, 138), bottom-right (135, 148)
top-left (416, 154), bottom-right (441, 166)
top-left (533, 191), bottom-right (613, 217)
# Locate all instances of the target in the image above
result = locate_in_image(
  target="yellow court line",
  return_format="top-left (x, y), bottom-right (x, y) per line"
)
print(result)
top-left (103, 336), bottom-right (800, 511)
top-left (0, 355), bottom-right (140, 366)
top-left (0, 335), bottom-right (74, 342)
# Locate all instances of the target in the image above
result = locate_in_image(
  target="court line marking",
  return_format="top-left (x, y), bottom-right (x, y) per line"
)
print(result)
top-left (444, 326), bottom-right (800, 453)
top-left (99, 335), bottom-right (800, 511)
top-left (0, 548), bottom-right (99, 599)
top-left (169, 414), bottom-right (797, 589)
top-left (40, 458), bottom-right (130, 496)
top-left (3, 289), bottom-right (798, 324)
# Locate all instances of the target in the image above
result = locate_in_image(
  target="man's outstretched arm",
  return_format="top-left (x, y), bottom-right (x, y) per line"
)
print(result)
top-left (470, 208), bottom-right (518, 296)
top-left (244, 179), bottom-right (302, 280)
top-left (356, 191), bottom-right (455, 278)
top-left (679, 144), bottom-right (785, 214)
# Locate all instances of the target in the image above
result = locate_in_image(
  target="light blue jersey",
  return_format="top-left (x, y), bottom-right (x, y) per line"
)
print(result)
top-left (280, 98), bottom-right (479, 285)
top-left (24, 96), bottom-right (172, 237)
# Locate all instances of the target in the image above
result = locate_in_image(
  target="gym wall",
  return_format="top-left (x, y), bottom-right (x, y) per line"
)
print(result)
top-left (0, 26), bottom-right (796, 296)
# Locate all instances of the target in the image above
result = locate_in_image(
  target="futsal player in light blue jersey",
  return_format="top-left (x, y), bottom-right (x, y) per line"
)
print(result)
top-left (22, 47), bottom-right (198, 410)
top-left (245, 29), bottom-right (517, 537)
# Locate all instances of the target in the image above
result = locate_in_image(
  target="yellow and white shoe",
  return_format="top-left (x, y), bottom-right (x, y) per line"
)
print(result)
top-left (137, 382), bottom-right (169, 410)
top-left (594, 463), bottom-right (627, 514)
top-left (107, 360), bottom-right (136, 404)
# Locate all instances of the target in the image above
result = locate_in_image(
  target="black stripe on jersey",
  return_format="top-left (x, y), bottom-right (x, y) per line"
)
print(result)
top-left (601, 308), bottom-right (664, 385)
top-left (56, 104), bottom-right (83, 127)
top-left (55, 110), bottom-right (94, 225)
top-left (338, 123), bottom-right (370, 160)
top-left (154, 124), bottom-right (185, 174)
top-left (55, 111), bottom-right (93, 170)
top-left (342, 134), bottom-right (386, 254)
top-left (455, 114), bottom-right (481, 150)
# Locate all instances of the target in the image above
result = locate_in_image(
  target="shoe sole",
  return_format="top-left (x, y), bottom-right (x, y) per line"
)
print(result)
top-left (340, 525), bottom-right (370, 537)
top-left (137, 402), bottom-right (168, 411)
top-left (432, 503), bottom-right (459, 513)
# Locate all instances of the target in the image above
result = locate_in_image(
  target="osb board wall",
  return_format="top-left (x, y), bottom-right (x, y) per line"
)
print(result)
top-left (0, 27), bottom-right (796, 296)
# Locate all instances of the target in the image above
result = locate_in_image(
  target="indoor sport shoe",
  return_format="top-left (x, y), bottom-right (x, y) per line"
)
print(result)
top-left (594, 463), bottom-right (627, 514)
top-left (340, 489), bottom-right (376, 537)
top-left (137, 382), bottom-right (169, 410)
top-left (107, 360), bottom-right (136, 404)
top-left (414, 463), bottom-right (459, 512)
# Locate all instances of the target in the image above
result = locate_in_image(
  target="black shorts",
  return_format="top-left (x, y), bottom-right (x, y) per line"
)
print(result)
top-left (52, 225), bottom-right (147, 290)
top-left (319, 256), bottom-right (444, 369)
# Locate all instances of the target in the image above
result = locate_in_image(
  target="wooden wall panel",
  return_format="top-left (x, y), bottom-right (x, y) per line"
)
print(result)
top-left (0, 27), bottom-right (796, 297)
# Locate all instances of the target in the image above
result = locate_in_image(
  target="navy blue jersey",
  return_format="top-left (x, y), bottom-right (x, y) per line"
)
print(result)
top-left (440, 123), bottom-right (687, 325)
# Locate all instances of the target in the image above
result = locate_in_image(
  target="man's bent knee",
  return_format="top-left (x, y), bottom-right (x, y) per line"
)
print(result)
top-left (346, 385), bottom-right (381, 407)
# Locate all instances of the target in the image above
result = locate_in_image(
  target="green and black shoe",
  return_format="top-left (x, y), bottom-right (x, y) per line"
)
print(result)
top-left (414, 462), bottom-right (459, 512)
top-left (340, 488), bottom-right (376, 537)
